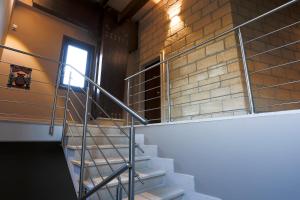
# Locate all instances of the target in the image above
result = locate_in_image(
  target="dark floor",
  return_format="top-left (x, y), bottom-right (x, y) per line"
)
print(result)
top-left (0, 142), bottom-right (77, 200)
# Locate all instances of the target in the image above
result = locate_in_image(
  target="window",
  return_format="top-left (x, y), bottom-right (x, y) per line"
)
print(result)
top-left (60, 36), bottom-right (94, 89)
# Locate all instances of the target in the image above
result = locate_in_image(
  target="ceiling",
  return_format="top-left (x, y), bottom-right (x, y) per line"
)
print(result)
top-left (84, 0), bottom-right (160, 21)
top-left (107, 0), bottom-right (132, 12)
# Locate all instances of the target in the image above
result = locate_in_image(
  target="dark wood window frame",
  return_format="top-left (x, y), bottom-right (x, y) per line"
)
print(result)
top-left (59, 35), bottom-right (94, 91)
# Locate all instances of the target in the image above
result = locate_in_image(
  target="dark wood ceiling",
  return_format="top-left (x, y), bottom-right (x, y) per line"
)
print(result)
top-left (31, 0), bottom-right (149, 31)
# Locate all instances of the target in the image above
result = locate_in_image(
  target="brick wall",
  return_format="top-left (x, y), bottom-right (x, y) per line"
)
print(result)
top-left (132, 0), bottom-right (248, 121)
top-left (130, 0), bottom-right (300, 122)
top-left (231, 0), bottom-right (300, 113)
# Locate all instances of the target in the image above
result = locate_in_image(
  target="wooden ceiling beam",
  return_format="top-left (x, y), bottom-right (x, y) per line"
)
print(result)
top-left (118, 0), bottom-right (149, 23)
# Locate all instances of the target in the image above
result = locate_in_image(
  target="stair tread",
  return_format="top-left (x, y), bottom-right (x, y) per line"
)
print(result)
top-left (84, 168), bottom-right (166, 189)
top-left (67, 144), bottom-right (129, 150)
top-left (71, 155), bottom-right (151, 166)
top-left (128, 186), bottom-right (185, 200)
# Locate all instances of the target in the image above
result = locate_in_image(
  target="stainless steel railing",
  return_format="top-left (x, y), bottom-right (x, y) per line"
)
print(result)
top-left (125, 0), bottom-right (300, 123)
top-left (0, 41), bottom-right (148, 200)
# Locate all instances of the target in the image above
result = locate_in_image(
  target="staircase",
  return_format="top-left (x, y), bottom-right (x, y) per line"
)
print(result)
top-left (64, 123), bottom-right (221, 200)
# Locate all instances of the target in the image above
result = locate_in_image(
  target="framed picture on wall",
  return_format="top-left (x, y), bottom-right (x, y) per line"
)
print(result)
top-left (7, 64), bottom-right (32, 90)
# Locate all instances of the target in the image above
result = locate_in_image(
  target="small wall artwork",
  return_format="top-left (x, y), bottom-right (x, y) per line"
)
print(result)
top-left (7, 64), bottom-right (32, 90)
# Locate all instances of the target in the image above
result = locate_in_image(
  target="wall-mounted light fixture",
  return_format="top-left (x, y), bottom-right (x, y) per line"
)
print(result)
top-left (12, 24), bottom-right (18, 31)
top-left (167, 2), bottom-right (182, 28)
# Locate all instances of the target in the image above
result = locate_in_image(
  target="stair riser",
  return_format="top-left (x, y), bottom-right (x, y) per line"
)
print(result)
top-left (73, 160), bottom-right (150, 178)
top-left (86, 176), bottom-right (165, 200)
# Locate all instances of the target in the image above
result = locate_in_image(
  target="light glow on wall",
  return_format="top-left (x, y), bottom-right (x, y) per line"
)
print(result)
top-left (151, 0), bottom-right (161, 3)
top-left (167, 1), bottom-right (183, 30)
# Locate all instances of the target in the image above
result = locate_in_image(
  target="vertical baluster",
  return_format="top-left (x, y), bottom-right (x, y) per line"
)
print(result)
top-left (116, 181), bottom-right (123, 200)
top-left (49, 63), bottom-right (63, 135)
top-left (79, 82), bottom-right (90, 198)
top-left (237, 28), bottom-right (255, 114)
top-left (166, 60), bottom-right (171, 122)
top-left (61, 72), bottom-right (72, 147)
top-left (127, 79), bottom-right (130, 125)
top-left (128, 116), bottom-right (135, 200)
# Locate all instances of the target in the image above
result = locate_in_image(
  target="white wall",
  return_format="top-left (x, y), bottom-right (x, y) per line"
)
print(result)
top-left (136, 111), bottom-right (300, 200)
top-left (0, 120), bottom-right (62, 141)
top-left (0, 0), bottom-right (14, 44)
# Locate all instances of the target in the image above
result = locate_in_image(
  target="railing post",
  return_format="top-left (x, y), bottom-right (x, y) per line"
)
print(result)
top-left (128, 116), bottom-right (135, 200)
top-left (79, 82), bottom-right (90, 198)
top-left (116, 181), bottom-right (123, 200)
top-left (237, 28), bottom-right (255, 114)
top-left (49, 64), bottom-right (63, 135)
top-left (61, 72), bottom-right (72, 147)
top-left (127, 79), bottom-right (130, 125)
top-left (166, 60), bottom-right (171, 122)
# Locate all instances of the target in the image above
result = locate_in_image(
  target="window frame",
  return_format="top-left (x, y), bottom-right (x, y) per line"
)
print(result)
top-left (59, 35), bottom-right (94, 91)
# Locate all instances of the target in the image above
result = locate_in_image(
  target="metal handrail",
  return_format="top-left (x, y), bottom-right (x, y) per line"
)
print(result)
top-left (124, 0), bottom-right (298, 80)
top-left (0, 44), bottom-right (148, 125)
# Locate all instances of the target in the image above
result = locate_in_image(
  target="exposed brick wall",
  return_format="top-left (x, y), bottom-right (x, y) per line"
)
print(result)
top-left (133, 0), bottom-right (248, 121)
top-left (131, 0), bottom-right (300, 122)
top-left (231, 0), bottom-right (300, 112)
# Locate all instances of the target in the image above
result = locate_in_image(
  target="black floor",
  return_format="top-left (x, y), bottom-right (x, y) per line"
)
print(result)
top-left (0, 142), bottom-right (77, 200)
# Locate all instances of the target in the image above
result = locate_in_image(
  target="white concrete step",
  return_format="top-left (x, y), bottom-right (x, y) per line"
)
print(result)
top-left (130, 186), bottom-right (185, 200)
top-left (84, 168), bottom-right (166, 190)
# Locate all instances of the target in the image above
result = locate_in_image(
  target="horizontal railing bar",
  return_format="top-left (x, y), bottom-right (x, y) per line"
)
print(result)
top-left (81, 163), bottom-right (130, 200)
top-left (130, 95), bottom-right (161, 106)
top-left (148, 118), bottom-right (161, 122)
top-left (0, 73), bottom-right (54, 86)
top-left (0, 45), bottom-right (148, 125)
top-left (0, 112), bottom-right (64, 120)
top-left (125, 0), bottom-right (298, 80)
top-left (171, 91), bottom-right (245, 107)
top-left (0, 59), bottom-right (50, 73)
top-left (247, 39), bottom-right (300, 59)
top-left (0, 85), bottom-right (65, 98)
top-left (250, 58), bottom-right (300, 74)
top-left (254, 80), bottom-right (300, 91)
top-left (137, 107), bottom-right (161, 113)
top-left (256, 100), bottom-right (300, 109)
top-left (130, 86), bottom-right (161, 96)
top-left (130, 75), bottom-right (160, 89)
top-left (170, 74), bottom-right (242, 96)
top-left (168, 58), bottom-right (241, 92)
top-left (0, 99), bottom-right (64, 109)
top-left (243, 20), bottom-right (300, 45)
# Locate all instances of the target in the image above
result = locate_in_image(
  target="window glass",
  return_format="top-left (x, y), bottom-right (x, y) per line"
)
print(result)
top-left (62, 45), bottom-right (88, 88)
